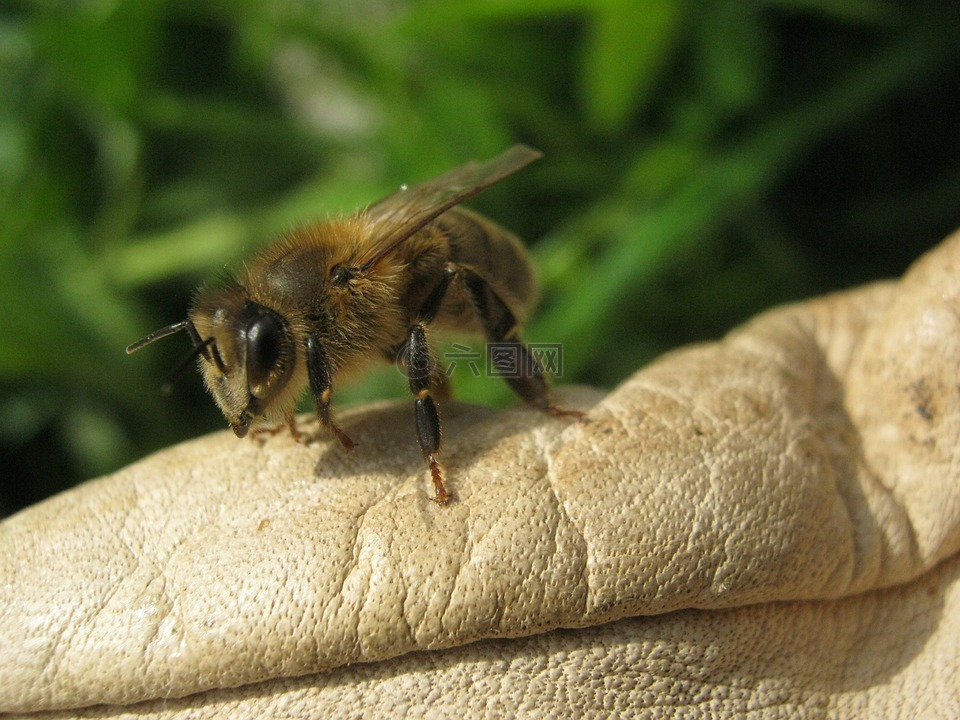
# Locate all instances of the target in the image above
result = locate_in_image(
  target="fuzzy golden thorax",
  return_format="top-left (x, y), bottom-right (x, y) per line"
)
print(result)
top-left (188, 217), bottom-right (406, 436)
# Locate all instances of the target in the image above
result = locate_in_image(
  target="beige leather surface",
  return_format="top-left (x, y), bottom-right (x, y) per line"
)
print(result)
top-left (3, 231), bottom-right (960, 718)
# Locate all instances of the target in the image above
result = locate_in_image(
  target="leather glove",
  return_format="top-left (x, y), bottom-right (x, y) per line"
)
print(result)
top-left (3, 231), bottom-right (959, 718)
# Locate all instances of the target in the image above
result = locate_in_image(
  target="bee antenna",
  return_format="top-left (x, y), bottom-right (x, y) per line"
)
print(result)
top-left (161, 336), bottom-right (216, 395)
top-left (126, 321), bottom-right (190, 354)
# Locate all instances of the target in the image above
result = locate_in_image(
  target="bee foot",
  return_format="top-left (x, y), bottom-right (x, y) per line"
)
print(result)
top-left (285, 415), bottom-right (306, 443)
top-left (331, 423), bottom-right (357, 451)
top-left (250, 421), bottom-right (298, 443)
top-left (427, 455), bottom-right (452, 505)
top-left (546, 405), bottom-right (588, 423)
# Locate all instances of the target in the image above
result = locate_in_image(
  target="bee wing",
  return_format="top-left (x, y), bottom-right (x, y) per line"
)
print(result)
top-left (356, 144), bottom-right (542, 272)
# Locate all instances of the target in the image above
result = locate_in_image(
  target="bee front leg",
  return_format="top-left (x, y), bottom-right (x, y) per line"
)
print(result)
top-left (306, 334), bottom-right (356, 451)
top-left (407, 323), bottom-right (450, 505)
top-left (249, 413), bottom-right (303, 443)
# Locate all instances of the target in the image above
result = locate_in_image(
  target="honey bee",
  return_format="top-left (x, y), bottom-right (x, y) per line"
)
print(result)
top-left (127, 145), bottom-right (580, 503)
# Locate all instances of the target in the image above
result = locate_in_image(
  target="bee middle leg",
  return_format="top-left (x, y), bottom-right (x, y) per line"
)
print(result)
top-left (402, 265), bottom-right (464, 504)
top-left (405, 261), bottom-right (584, 504)
top-left (406, 323), bottom-right (450, 504)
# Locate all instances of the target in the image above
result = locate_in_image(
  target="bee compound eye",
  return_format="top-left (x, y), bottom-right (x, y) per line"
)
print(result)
top-left (245, 311), bottom-right (286, 390)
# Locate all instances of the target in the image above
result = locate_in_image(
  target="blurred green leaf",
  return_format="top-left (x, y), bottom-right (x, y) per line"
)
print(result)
top-left (695, 1), bottom-right (771, 120)
top-left (580, 0), bottom-right (686, 134)
top-left (32, 0), bottom-right (161, 112)
top-left (2, 0), bottom-right (959, 516)
top-left (109, 214), bottom-right (251, 287)
top-left (765, 0), bottom-right (901, 24)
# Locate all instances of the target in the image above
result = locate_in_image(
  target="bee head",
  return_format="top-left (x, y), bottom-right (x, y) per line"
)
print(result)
top-left (186, 291), bottom-right (298, 437)
top-left (128, 284), bottom-right (300, 437)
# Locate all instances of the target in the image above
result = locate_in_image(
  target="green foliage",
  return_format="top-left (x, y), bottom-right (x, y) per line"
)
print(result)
top-left (2, 0), bottom-right (959, 513)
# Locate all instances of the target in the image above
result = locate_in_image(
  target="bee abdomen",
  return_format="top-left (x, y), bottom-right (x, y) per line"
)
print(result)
top-left (439, 207), bottom-right (538, 320)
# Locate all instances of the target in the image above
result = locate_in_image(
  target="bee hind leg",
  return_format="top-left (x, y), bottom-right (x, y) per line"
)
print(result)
top-left (456, 265), bottom-right (585, 421)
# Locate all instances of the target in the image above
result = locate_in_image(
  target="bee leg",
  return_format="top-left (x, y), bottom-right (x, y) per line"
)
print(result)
top-left (285, 412), bottom-right (303, 442)
top-left (407, 323), bottom-right (451, 505)
top-left (457, 265), bottom-right (585, 421)
top-left (306, 333), bottom-right (356, 451)
top-left (249, 418), bottom-right (302, 443)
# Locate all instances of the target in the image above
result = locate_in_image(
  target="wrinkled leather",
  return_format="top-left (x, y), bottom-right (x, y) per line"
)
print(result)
top-left (3, 231), bottom-right (960, 718)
